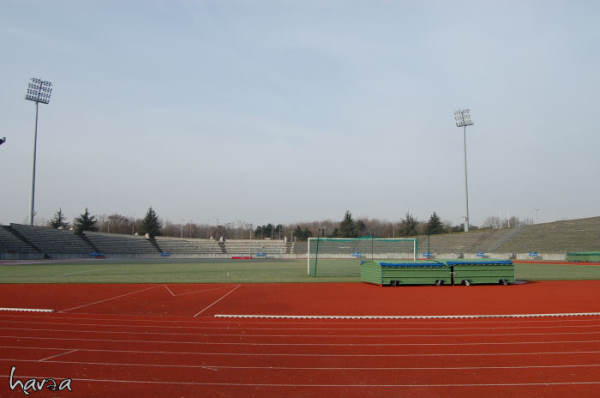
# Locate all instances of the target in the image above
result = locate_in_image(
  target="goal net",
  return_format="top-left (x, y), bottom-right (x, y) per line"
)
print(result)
top-left (307, 237), bottom-right (417, 277)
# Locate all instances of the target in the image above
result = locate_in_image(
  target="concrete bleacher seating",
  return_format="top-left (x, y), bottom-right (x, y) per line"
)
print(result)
top-left (84, 232), bottom-right (159, 256)
top-left (2, 216), bottom-right (599, 260)
top-left (416, 229), bottom-right (510, 256)
top-left (224, 239), bottom-right (287, 256)
top-left (292, 241), bottom-right (307, 256)
top-left (9, 224), bottom-right (93, 258)
top-left (154, 237), bottom-right (223, 256)
top-left (494, 217), bottom-right (600, 254)
top-left (0, 226), bottom-right (44, 259)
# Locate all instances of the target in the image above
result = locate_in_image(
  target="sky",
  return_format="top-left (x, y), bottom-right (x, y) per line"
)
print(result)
top-left (1, 0), bottom-right (599, 228)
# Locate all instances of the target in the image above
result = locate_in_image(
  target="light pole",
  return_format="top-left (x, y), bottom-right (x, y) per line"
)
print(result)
top-left (25, 77), bottom-right (53, 226)
top-left (454, 108), bottom-right (474, 232)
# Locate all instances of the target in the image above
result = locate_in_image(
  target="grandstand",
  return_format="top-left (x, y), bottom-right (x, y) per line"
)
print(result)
top-left (224, 239), bottom-right (288, 256)
top-left (413, 228), bottom-right (516, 258)
top-left (0, 226), bottom-right (44, 260)
top-left (1, 216), bottom-right (599, 260)
top-left (83, 232), bottom-right (159, 257)
top-left (154, 236), bottom-right (223, 257)
top-left (493, 216), bottom-right (600, 255)
top-left (8, 224), bottom-right (93, 258)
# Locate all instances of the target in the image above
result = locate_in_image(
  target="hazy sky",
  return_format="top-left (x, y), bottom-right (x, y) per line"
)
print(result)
top-left (1, 0), bottom-right (599, 227)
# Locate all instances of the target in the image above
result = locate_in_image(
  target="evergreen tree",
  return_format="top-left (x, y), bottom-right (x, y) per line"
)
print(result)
top-left (49, 208), bottom-right (69, 229)
top-left (292, 225), bottom-right (312, 241)
top-left (339, 210), bottom-right (358, 238)
top-left (274, 224), bottom-right (283, 239)
top-left (356, 220), bottom-right (368, 236)
top-left (140, 207), bottom-right (162, 238)
top-left (426, 212), bottom-right (445, 235)
top-left (302, 228), bottom-right (312, 240)
top-left (400, 213), bottom-right (418, 236)
top-left (74, 208), bottom-right (98, 234)
top-left (263, 223), bottom-right (274, 238)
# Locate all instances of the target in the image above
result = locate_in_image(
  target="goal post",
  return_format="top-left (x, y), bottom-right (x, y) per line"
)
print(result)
top-left (307, 237), bottom-right (418, 277)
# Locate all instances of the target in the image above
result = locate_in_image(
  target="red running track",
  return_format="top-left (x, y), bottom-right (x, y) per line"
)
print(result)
top-left (0, 281), bottom-right (599, 397)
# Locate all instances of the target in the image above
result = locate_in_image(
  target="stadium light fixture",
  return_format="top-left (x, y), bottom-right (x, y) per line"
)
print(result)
top-left (25, 77), bottom-right (53, 226)
top-left (454, 108), bottom-right (474, 232)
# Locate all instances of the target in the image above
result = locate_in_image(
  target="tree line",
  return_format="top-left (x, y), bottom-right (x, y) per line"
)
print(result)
top-left (46, 207), bottom-right (530, 241)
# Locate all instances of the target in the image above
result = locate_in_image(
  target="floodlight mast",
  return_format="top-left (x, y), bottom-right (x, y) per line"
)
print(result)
top-left (25, 78), bottom-right (53, 226)
top-left (454, 108), bottom-right (474, 232)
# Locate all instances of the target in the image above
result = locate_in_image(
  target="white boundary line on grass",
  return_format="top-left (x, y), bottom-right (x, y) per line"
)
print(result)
top-left (214, 312), bottom-right (600, 320)
top-left (0, 308), bottom-right (53, 313)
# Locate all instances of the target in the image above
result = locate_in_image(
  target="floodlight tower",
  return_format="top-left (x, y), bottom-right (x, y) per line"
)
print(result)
top-left (25, 77), bottom-right (53, 226)
top-left (454, 108), bottom-right (474, 232)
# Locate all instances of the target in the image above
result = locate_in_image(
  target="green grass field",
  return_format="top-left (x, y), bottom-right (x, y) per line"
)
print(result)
top-left (0, 258), bottom-right (599, 283)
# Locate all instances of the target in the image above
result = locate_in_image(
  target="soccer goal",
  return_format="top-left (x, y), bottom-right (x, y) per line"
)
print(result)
top-left (307, 237), bottom-right (418, 277)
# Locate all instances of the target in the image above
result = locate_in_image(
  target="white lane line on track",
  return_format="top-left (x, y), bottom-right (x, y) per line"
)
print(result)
top-left (4, 357), bottom-right (600, 371)
top-left (176, 287), bottom-right (233, 297)
top-left (4, 345), bottom-right (600, 357)
top-left (5, 312), bottom-right (600, 326)
top-left (2, 334), bottom-right (600, 347)
top-left (215, 312), bottom-right (600, 320)
top-left (38, 349), bottom-right (78, 362)
top-left (1, 374), bottom-right (600, 388)
top-left (2, 318), bottom-right (600, 333)
top-left (2, 325), bottom-right (600, 339)
top-left (193, 285), bottom-right (241, 318)
top-left (59, 286), bottom-right (158, 313)
top-left (163, 285), bottom-right (176, 297)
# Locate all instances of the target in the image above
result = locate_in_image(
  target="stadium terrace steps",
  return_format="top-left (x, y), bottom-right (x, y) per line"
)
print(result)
top-left (2, 216), bottom-right (599, 260)
top-left (0, 226), bottom-right (44, 259)
top-left (9, 224), bottom-right (94, 258)
top-left (83, 232), bottom-right (159, 256)
top-left (486, 224), bottom-right (525, 252)
top-left (292, 241), bottom-right (307, 255)
top-left (494, 217), bottom-right (600, 253)
top-left (154, 237), bottom-right (223, 256)
top-left (416, 230), bottom-right (502, 255)
top-left (223, 239), bottom-right (287, 256)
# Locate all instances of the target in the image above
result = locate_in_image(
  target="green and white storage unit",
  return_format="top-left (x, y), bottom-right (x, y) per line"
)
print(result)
top-left (447, 260), bottom-right (514, 285)
top-left (361, 260), bottom-right (451, 286)
top-left (360, 259), bottom-right (514, 286)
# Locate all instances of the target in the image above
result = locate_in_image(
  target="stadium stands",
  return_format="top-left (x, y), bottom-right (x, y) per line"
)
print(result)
top-left (414, 229), bottom-right (506, 257)
top-left (83, 232), bottom-right (159, 256)
top-left (494, 217), bottom-right (600, 254)
top-left (1, 216), bottom-right (599, 260)
top-left (223, 239), bottom-right (287, 256)
top-left (0, 226), bottom-right (44, 259)
top-left (9, 224), bottom-right (93, 258)
top-left (154, 237), bottom-right (223, 257)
